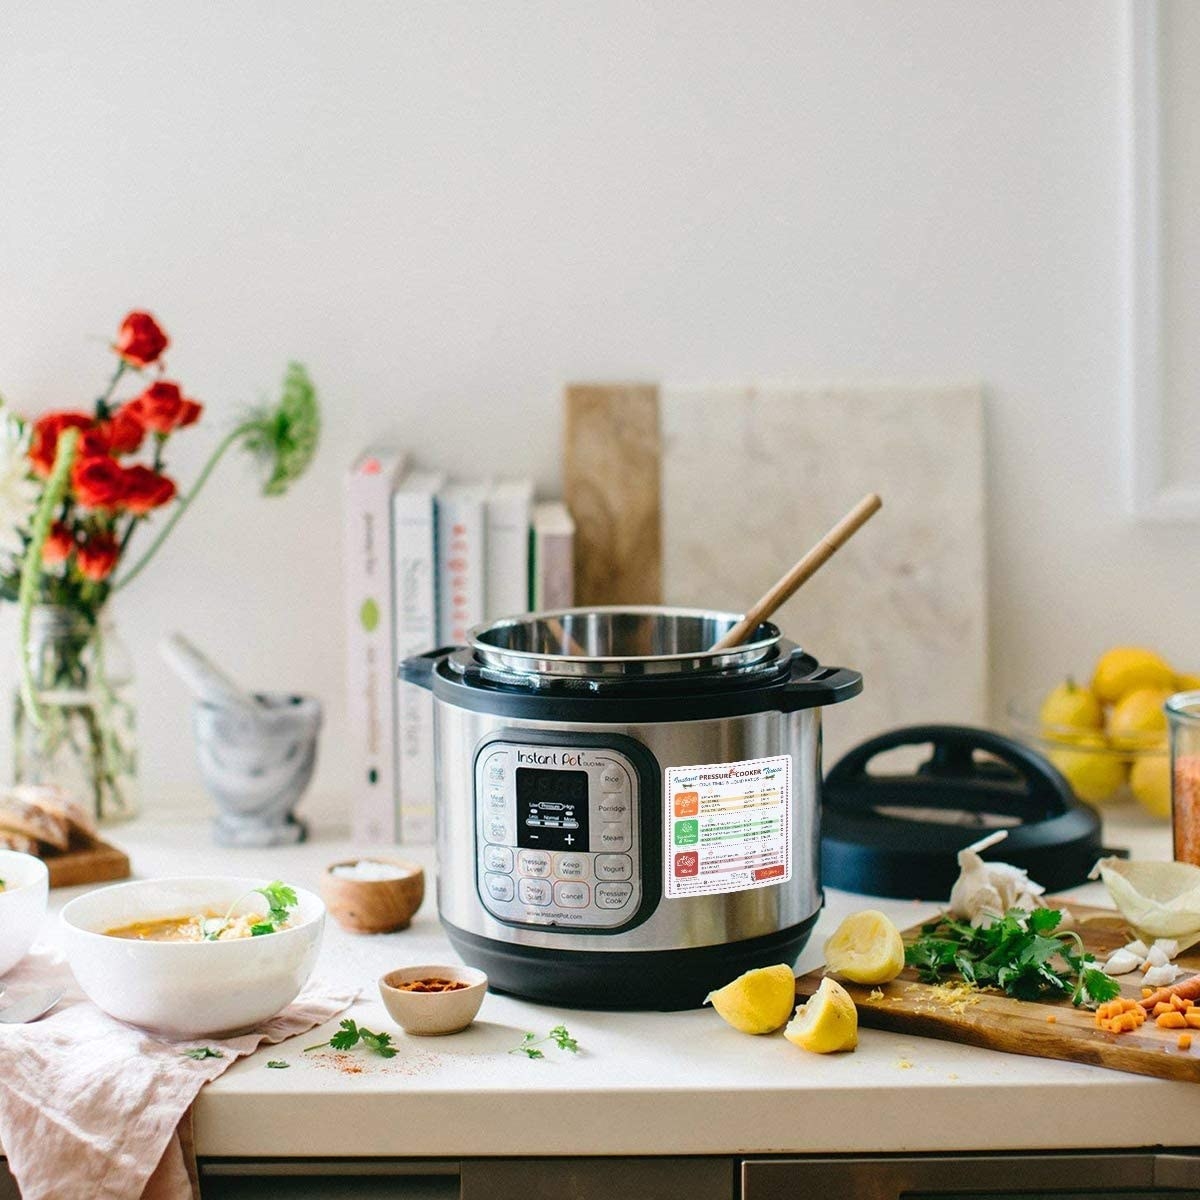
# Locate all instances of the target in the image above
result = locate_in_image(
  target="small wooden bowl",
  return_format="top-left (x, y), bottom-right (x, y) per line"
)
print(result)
top-left (320, 859), bottom-right (425, 934)
top-left (379, 964), bottom-right (488, 1035)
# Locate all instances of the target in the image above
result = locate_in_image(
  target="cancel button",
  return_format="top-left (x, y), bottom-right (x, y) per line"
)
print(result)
top-left (594, 853), bottom-right (633, 881)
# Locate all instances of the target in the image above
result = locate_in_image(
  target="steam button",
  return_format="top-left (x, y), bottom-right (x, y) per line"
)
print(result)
top-left (517, 850), bottom-right (552, 878)
top-left (598, 823), bottom-right (631, 852)
top-left (596, 882), bottom-right (634, 909)
top-left (483, 844), bottom-right (513, 874)
top-left (595, 853), bottom-right (633, 881)
top-left (484, 873), bottom-right (515, 902)
top-left (518, 878), bottom-right (552, 906)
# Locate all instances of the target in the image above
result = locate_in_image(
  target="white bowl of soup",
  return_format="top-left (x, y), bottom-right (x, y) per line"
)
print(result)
top-left (60, 876), bottom-right (325, 1037)
top-left (0, 850), bottom-right (50, 976)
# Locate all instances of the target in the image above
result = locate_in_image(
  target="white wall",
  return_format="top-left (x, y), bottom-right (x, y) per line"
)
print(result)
top-left (1, 0), bottom-right (1195, 824)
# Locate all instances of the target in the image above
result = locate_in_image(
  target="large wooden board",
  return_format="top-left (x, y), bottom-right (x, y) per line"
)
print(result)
top-left (44, 837), bottom-right (130, 888)
top-left (795, 903), bottom-right (1200, 1083)
top-left (563, 382), bottom-right (662, 606)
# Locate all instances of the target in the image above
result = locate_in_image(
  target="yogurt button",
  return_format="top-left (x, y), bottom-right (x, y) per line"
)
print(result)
top-left (595, 853), bottom-right (633, 881)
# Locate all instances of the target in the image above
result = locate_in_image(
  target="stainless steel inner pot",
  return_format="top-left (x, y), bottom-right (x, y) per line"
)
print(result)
top-left (467, 606), bottom-right (785, 682)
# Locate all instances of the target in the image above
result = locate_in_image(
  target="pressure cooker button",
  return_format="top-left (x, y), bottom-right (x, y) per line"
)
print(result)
top-left (518, 878), bottom-right (552, 906)
top-left (595, 882), bottom-right (633, 909)
top-left (485, 788), bottom-right (507, 813)
top-left (598, 823), bottom-right (631, 852)
top-left (553, 881), bottom-right (590, 908)
top-left (599, 766), bottom-right (625, 792)
top-left (486, 818), bottom-right (510, 843)
top-left (597, 795), bottom-right (629, 820)
top-left (553, 853), bottom-right (588, 880)
top-left (484, 873), bottom-right (515, 902)
top-left (485, 755), bottom-right (506, 784)
top-left (483, 844), bottom-right (514, 873)
top-left (517, 850), bottom-right (552, 878)
top-left (594, 853), bottom-right (633, 881)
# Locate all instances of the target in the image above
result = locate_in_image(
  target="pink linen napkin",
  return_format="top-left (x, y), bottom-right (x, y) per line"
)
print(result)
top-left (0, 947), bottom-right (356, 1200)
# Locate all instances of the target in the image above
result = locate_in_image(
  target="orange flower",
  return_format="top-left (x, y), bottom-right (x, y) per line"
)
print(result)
top-left (41, 523), bottom-right (74, 566)
top-left (77, 533), bottom-right (119, 581)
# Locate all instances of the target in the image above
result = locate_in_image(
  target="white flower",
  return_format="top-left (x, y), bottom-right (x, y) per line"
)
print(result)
top-left (0, 410), bottom-right (39, 563)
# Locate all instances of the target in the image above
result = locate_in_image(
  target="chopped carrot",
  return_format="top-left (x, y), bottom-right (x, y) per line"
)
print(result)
top-left (1154, 1002), bottom-right (1174, 1016)
top-left (1186, 1012), bottom-right (1200, 1029)
top-left (1157, 1011), bottom-right (1188, 1029)
top-left (1140, 973), bottom-right (1200, 1011)
top-left (1114, 1012), bottom-right (1144, 1032)
top-left (1046, 1013), bottom-right (1056, 1024)
top-left (1179, 1033), bottom-right (1193, 1051)
top-left (1171, 993), bottom-right (1192, 1012)
top-left (1143, 986), bottom-right (1154, 999)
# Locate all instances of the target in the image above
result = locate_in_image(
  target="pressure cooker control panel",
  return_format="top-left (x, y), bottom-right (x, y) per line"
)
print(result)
top-left (474, 740), bottom-right (641, 929)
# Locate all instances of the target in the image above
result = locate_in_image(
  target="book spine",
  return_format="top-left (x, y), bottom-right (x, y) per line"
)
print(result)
top-left (437, 495), bottom-right (486, 644)
top-left (345, 460), bottom-right (400, 844)
top-left (485, 493), bottom-right (531, 621)
top-left (394, 487), bottom-right (438, 845)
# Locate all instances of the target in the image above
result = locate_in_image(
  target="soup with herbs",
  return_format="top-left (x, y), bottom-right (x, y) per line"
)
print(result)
top-left (103, 881), bottom-right (299, 942)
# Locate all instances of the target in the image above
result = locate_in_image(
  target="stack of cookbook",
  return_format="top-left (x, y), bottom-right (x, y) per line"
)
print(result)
top-left (345, 449), bottom-right (575, 845)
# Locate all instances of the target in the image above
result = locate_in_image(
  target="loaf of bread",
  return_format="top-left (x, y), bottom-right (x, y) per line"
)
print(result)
top-left (9, 784), bottom-right (96, 840)
top-left (0, 830), bottom-right (38, 855)
top-left (0, 792), bottom-right (70, 851)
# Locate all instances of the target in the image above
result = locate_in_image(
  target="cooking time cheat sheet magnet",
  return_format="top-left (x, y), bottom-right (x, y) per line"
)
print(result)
top-left (663, 755), bottom-right (792, 898)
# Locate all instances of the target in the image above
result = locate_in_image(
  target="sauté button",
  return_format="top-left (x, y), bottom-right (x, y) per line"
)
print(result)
top-left (553, 881), bottom-right (590, 908)
top-left (518, 878), bottom-right (552, 906)
top-left (553, 853), bottom-right (588, 880)
top-left (517, 850), bottom-right (552, 878)
top-left (484, 873), bottom-right (515, 902)
top-left (598, 823), bottom-right (631, 852)
top-left (594, 853), bottom-right (633, 881)
top-left (483, 844), bottom-right (514, 873)
top-left (595, 882), bottom-right (633, 908)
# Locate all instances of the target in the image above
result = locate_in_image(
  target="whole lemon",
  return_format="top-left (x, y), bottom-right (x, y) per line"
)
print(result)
top-left (1107, 687), bottom-right (1172, 750)
top-left (1048, 735), bottom-right (1128, 804)
top-left (1130, 754), bottom-right (1172, 819)
top-left (1039, 677), bottom-right (1103, 739)
top-left (1092, 647), bottom-right (1175, 705)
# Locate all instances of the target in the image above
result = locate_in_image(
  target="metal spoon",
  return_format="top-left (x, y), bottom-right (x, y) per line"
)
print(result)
top-left (0, 987), bottom-right (64, 1024)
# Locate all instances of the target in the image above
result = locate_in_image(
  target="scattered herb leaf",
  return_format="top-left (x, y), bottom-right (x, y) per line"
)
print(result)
top-left (905, 907), bottom-right (1121, 1008)
top-left (181, 1047), bottom-right (224, 1061)
top-left (510, 1024), bottom-right (581, 1058)
top-left (304, 1018), bottom-right (397, 1058)
top-left (265, 1060), bottom-right (290, 1069)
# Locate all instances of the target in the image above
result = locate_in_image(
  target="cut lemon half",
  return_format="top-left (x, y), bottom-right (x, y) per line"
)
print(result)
top-left (785, 977), bottom-right (858, 1053)
top-left (704, 963), bottom-right (796, 1035)
top-left (823, 909), bottom-right (905, 984)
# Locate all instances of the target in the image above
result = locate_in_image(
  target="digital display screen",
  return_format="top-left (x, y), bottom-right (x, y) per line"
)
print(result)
top-left (516, 767), bottom-right (590, 851)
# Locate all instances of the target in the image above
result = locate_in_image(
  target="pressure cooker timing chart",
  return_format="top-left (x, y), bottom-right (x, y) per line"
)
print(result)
top-left (663, 754), bottom-right (792, 898)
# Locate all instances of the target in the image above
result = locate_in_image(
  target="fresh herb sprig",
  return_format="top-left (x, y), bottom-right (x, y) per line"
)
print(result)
top-left (905, 907), bottom-right (1120, 1008)
top-left (304, 1019), bottom-right (397, 1059)
top-left (266, 1060), bottom-right (289, 1069)
top-left (204, 880), bottom-right (298, 941)
top-left (509, 1024), bottom-right (580, 1059)
top-left (181, 1047), bottom-right (224, 1061)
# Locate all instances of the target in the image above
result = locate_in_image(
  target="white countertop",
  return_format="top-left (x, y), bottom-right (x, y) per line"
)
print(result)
top-left (21, 805), bottom-right (1198, 1160)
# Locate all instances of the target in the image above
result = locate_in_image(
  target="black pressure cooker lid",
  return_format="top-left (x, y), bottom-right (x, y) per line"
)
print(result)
top-left (821, 724), bottom-right (1122, 900)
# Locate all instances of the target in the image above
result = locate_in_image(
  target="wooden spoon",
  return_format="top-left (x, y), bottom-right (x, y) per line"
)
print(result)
top-left (708, 493), bottom-right (882, 652)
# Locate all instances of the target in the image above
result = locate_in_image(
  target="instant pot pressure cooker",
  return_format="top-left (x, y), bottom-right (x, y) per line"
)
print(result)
top-left (402, 607), bottom-right (861, 1010)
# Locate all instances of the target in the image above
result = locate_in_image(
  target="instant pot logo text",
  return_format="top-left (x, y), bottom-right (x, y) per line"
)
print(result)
top-left (515, 749), bottom-right (584, 766)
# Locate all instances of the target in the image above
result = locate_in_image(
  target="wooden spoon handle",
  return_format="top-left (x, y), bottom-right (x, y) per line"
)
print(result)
top-left (709, 493), bottom-right (882, 652)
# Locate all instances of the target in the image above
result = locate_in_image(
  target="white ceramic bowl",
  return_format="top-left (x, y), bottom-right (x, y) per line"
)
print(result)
top-left (60, 876), bottom-right (324, 1038)
top-left (0, 851), bottom-right (50, 976)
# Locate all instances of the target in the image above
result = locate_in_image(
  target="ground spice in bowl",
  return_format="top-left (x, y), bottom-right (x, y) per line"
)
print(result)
top-left (392, 978), bottom-right (469, 993)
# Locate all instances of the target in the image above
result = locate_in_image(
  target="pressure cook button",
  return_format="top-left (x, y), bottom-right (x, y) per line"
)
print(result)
top-left (554, 881), bottom-right (590, 908)
top-left (599, 766), bottom-right (625, 792)
top-left (484, 873), bottom-right (515, 902)
top-left (594, 853), bottom-right (633, 881)
top-left (595, 882), bottom-right (633, 909)
top-left (483, 844), bottom-right (514, 873)
top-left (553, 853), bottom-right (588, 880)
top-left (518, 878), bottom-right (552, 906)
top-left (598, 823), bottom-right (631, 852)
top-left (597, 796), bottom-right (629, 820)
top-left (517, 850), bottom-right (551, 878)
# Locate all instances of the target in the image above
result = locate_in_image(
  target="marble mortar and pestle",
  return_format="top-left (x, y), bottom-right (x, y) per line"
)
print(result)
top-left (161, 633), bottom-right (322, 847)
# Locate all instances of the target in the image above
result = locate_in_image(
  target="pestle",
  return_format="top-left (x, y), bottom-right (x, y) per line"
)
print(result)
top-left (159, 632), bottom-right (263, 714)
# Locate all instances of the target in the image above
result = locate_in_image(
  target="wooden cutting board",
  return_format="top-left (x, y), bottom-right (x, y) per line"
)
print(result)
top-left (44, 836), bottom-right (131, 888)
top-left (795, 902), bottom-right (1200, 1083)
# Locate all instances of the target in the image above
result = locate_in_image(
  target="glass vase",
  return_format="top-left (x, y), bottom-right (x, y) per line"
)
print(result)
top-left (12, 604), bottom-right (138, 822)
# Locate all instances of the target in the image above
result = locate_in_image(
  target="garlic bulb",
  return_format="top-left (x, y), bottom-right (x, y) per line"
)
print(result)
top-left (947, 830), bottom-right (1046, 927)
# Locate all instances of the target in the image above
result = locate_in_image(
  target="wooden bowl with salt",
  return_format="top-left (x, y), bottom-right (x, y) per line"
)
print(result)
top-left (320, 858), bottom-right (425, 934)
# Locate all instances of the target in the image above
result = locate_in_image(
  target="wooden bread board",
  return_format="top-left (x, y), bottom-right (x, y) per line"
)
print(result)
top-left (44, 837), bottom-right (131, 889)
top-left (795, 902), bottom-right (1200, 1083)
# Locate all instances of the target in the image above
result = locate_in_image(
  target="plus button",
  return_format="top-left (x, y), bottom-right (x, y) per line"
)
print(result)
top-left (564, 834), bottom-right (575, 846)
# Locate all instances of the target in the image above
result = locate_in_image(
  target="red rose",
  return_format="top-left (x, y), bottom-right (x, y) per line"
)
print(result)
top-left (71, 456), bottom-right (128, 510)
top-left (77, 534), bottom-right (119, 582)
top-left (28, 412), bottom-right (93, 477)
top-left (114, 311), bottom-right (168, 368)
top-left (126, 381), bottom-right (203, 435)
top-left (41, 523), bottom-right (74, 566)
top-left (103, 408), bottom-right (146, 455)
top-left (122, 465), bottom-right (177, 514)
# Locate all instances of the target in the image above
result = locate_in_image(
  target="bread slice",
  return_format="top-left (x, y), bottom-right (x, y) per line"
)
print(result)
top-left (0, 792), bottom-right (69, 851)
top-left (0, 830), bottom-right (39, 855)
top-left (10, 784), bottom-right (96, 840)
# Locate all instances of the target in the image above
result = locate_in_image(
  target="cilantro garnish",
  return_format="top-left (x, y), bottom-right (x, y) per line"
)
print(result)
top-left (205, 880), bottom-right (299, 941)
top-left (304, 1019), bottom-right (397, 1059)
top-left (905, 907), bottom-right (1121, 1008)
top-left (181, 1047), bottom-right (224, 1061)
top-left (265, 1060), bottom-right (289, 1069)
top-left (509, 1024), bottom-right (581, 1059)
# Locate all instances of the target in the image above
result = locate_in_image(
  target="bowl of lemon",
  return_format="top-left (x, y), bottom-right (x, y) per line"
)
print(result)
top-left (1010, 646), bottom-right (1196, 819)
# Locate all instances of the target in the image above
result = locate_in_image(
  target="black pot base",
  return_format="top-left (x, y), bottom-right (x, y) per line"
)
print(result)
top-left (442, 911), bottom-right (822, 1011)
